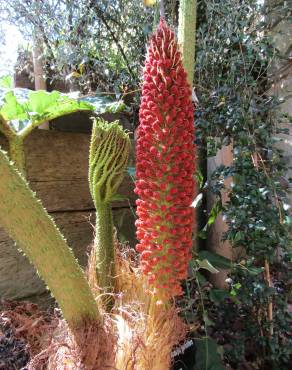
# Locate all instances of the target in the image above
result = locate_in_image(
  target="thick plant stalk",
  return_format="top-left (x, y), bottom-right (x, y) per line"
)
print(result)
top-left (178, 0), bottom-right (197, 87)
top-left (0, 149), bottom-right (99, 330)
top-left (94, 204), bottom-right (114, 293)
top-left (178, 0), bottom-right (199, 252)
top-left (89, 119), bottom-right (130, 302)
top-left (9, 135), bottom-right (26, 175)
top-left (135, 20), bottom-right (195, 301)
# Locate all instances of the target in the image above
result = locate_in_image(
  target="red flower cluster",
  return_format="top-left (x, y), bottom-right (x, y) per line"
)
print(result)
top-left (135, 19), bottom-right (195, 299)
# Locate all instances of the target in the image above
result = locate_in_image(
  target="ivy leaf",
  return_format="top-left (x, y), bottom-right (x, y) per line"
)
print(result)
top-left (209, 289), bottom-right (230, 304)
top-left (198, 250), bottom-right (232, 269)
top-left (197, 259), bottom-right (219, 274)
top-left (195, 169), bottom-right (204, 189)
top-left (0, 91), bottom-right (28, 121)
top-left (245, 266), bottom-right (264, 275)
top-left (195, 271), bottom-right (207, 285)
top-left (207, 200), bottom-right (222, 225)
top-left (194, 337), bottom-right (225, 370)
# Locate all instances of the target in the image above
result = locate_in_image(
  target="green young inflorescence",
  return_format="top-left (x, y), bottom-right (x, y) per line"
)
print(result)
top-left (89, 118), bottom-right (131, 303)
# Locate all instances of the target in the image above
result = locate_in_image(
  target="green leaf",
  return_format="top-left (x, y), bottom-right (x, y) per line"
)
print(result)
top-left (0, 90), bottom-right (94, 129)
top-left (105, 100), bottom-right (126, 113)
top-left (195, 271), bottom-right (207, 284)
top-left (209, 289), bottom-right (230, 304)
top-left (0, 75), bottom-right (13, 89)
top-left (198, 250), bottom-right (232, 269)
top-left (234, 231), bottom-right (244, 242)
top-left (27, 90), bottom-right (61, 114)
top-left (198, 224), bottom-right (208, 239)
top-left (195, 169), bottom-right (204, 189)
top-left (245, 266), bottom-right (264, 275)
top-left (27, 91), bottom-right (94, 121)
top-left (41, 99), bottom-right (93, 121)
top-left (207, 200), bottom-right (222, 225)
top-left (0, 91), bottom-right (28, 121)
top-left (195, 337), bottom-right (225, 370)
top-left (231, 282), bottom-right (242, 296)
top-left (197, 259), bottom-right (219, 274)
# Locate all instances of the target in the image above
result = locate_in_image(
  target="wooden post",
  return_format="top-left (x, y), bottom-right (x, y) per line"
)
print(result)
top-left (32, 36), bottom-right (49, 130)
top-left (207, 143), bottom-right (233, 288)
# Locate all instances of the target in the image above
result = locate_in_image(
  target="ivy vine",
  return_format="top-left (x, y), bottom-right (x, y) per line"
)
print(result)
top-left (191, 0), bottom-right (292, 368)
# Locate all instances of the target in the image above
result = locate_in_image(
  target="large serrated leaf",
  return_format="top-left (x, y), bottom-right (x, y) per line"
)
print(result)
top-left (26, 90), bottom-right (61, 114)
top-left (0, 91), bottom-right (28, 121)
top-left (39, 99), bottom-right (94, 122)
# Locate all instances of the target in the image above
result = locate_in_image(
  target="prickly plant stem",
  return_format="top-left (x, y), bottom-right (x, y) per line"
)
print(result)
top-left (178, 1), bottom-right (198, 250)
top-left (0, 115), bottom-right (15, 139)
top-left (9, 135), bottom-right (26, 176)
top-left (0, 115), bottom-right (26, 174)
top-left (95, 202), bottom-right (115, 309)
top-left (178, 0), bottom-right (197, 118)
top-left (0, 149), bottom-right (100, 331)
top-left (178, 0), bottom-right (197, 87)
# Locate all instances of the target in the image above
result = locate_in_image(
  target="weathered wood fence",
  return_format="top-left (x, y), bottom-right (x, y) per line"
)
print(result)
top-left (0, 129), bottom-right (136, 299)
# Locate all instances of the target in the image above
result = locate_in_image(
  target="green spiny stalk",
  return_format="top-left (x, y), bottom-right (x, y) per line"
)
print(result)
top-left (178, 0), bottom-right (199, 251)
top-left (89, 119), bottom-right (130, 307)
top-left (9, 135), bottom-right (26, 175)
top-left (178, 0), bottom-right (197, 88)
top-left (0, 149), bottom-right (100, 330)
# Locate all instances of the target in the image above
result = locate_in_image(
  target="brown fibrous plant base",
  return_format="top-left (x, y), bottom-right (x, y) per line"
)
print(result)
top-left (1, 244), bottom-right (186, 370)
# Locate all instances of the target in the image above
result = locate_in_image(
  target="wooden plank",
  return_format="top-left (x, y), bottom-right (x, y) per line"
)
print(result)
top-left (207, 144), bottom-right (233, 289)
top-left (0, 130), bottom-right (136, 212)
top-left (0, 207), bottom-right (137, 299)
top-left (0, 129), bottom-right (136, 299)
top-left (0, 211), bottom-right (93, 299)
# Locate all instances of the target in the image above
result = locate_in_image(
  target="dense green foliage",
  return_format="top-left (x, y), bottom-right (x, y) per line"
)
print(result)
top-left (192, 0), bottom-right (292, 368)
top-left (0, 1), bottom-right (157, 96)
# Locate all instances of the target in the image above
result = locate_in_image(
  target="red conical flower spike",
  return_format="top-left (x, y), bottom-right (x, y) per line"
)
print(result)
top-left (136, 19), bottom-right (195, 300)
